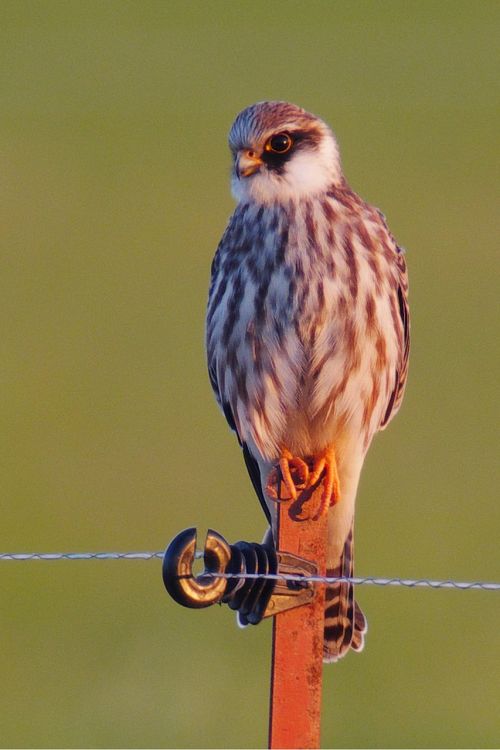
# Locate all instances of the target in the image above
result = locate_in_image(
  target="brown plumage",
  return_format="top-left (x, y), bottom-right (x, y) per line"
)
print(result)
top-left (206, 101), bottom-right (410, 661)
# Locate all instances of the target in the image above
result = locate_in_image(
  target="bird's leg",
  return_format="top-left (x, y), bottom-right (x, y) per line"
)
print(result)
top-left (266, 449), bottom-right (309, 501)
top-left (307, 446), bottom-right (341, 519)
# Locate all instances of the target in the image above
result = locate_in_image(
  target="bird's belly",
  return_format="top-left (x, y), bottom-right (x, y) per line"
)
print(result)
top-left (227, 288), bottom-right (398, 462)
top-left (278, 337), bottom-right (390, 457)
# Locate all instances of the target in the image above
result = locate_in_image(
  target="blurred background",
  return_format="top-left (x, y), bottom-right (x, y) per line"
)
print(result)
top-left (1, 1), bottom-right (499, 747)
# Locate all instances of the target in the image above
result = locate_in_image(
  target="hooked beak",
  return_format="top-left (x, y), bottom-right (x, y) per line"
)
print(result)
top-left (236, 149), bottom-right (263, 178)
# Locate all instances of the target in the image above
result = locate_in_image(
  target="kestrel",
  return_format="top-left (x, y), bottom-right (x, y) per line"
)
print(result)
top-left (206, 101), bottom-right (409, 661)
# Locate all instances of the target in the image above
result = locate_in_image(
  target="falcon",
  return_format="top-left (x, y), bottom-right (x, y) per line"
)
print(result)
top-left (206, 101), bottom-right (409, 661)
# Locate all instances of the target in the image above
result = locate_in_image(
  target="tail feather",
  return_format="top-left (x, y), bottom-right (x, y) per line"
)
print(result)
top-left (350, 602), bottom-right (368, 652)
top-left (323, 525), bottom-right (367, 662)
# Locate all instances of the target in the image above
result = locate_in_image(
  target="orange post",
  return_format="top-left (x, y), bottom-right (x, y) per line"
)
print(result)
top-left (268, 485), bottom-right (328, 749)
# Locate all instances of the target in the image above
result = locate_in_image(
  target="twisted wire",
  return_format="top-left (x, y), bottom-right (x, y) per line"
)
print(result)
top-left (206, 571), bottom-right (500, 591)
top-left (0, 551), bottom-right (164, 561)
top-left (0, 551), bottom-right (498, 591)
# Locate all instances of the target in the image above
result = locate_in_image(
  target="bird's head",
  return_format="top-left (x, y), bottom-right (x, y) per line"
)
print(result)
top-left (228, 101), bottom-right (343, 204)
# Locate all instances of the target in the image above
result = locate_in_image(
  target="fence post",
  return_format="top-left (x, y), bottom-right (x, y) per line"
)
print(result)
top-left (268, 484), bottom-right (328, 749)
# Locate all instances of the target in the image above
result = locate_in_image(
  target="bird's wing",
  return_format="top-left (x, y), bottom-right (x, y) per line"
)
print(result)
top-left (207, 277), bottom-right (271, 522)
top-left (206, 224), bottom-right (233, 419)
top-left (242, 443), bottom-right (272, 524)
top-left (206, 219), bottom-right (272, 524)
top-left (380, 246), bottom-right (410, 429)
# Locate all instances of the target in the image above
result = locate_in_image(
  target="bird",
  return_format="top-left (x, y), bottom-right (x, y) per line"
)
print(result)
top-left (206, 101), bottom-right (409, 662)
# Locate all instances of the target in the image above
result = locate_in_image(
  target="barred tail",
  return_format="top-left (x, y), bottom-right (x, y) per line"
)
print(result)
top-left (323, 525), bottom-right (367, 662)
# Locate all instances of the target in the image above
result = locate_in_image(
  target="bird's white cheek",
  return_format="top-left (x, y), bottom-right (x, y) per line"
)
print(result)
top-left (231, 175), bottom-right (248, 202)
top-left (283, 151), bottom-right (333, 196)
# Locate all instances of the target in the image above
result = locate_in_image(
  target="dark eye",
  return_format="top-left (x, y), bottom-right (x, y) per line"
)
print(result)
top-left (265, 133), bottom-right (293, 154)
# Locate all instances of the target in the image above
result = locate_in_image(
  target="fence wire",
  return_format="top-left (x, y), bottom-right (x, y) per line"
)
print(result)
top-left (0, 551), bottom-right (163, 561)
top-left (0, 551), bottom-right (498, 591)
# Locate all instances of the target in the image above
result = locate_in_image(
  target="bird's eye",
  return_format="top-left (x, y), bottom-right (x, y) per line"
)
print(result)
top-left (265, 133), bottom-right (293, 154)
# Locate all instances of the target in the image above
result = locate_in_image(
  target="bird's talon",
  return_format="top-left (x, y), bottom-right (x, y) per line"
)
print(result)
top-left (266, 452), bottom-right (309, 502)
top-left (265, 468), bottom-right (282, 500)
top-left (308, 447), bottom-right (341, 518)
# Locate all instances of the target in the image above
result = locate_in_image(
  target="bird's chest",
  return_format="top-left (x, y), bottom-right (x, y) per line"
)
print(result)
top-left (233, 236), bottom-right (358, 368)
top-left (207, 200), bottom-right (400, 457)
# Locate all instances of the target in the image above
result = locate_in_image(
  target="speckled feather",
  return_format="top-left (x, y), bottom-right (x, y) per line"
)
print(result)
top-left (206, 102), bottom-right (409, 661)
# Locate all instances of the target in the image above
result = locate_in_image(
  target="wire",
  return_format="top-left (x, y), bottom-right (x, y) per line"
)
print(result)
top-left (0, 551), bottom-right (163, 560)
top-left (0, 551), bottom-right (498, 591)
top-left (207, 571), bottom-right (500, 591)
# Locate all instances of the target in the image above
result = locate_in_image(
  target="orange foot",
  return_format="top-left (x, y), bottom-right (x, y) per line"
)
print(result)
top-left (266, 449), bottom-right (309, 501)
top-left (307, 446), bottom-right (341, 519)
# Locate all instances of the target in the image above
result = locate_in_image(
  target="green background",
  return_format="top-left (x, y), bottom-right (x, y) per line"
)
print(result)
top-left (1, 1), bottom-right (499, 747)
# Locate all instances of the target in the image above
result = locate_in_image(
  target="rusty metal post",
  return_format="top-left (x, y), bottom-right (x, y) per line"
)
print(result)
top-left (268, 484), bottom-right (328, 749)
